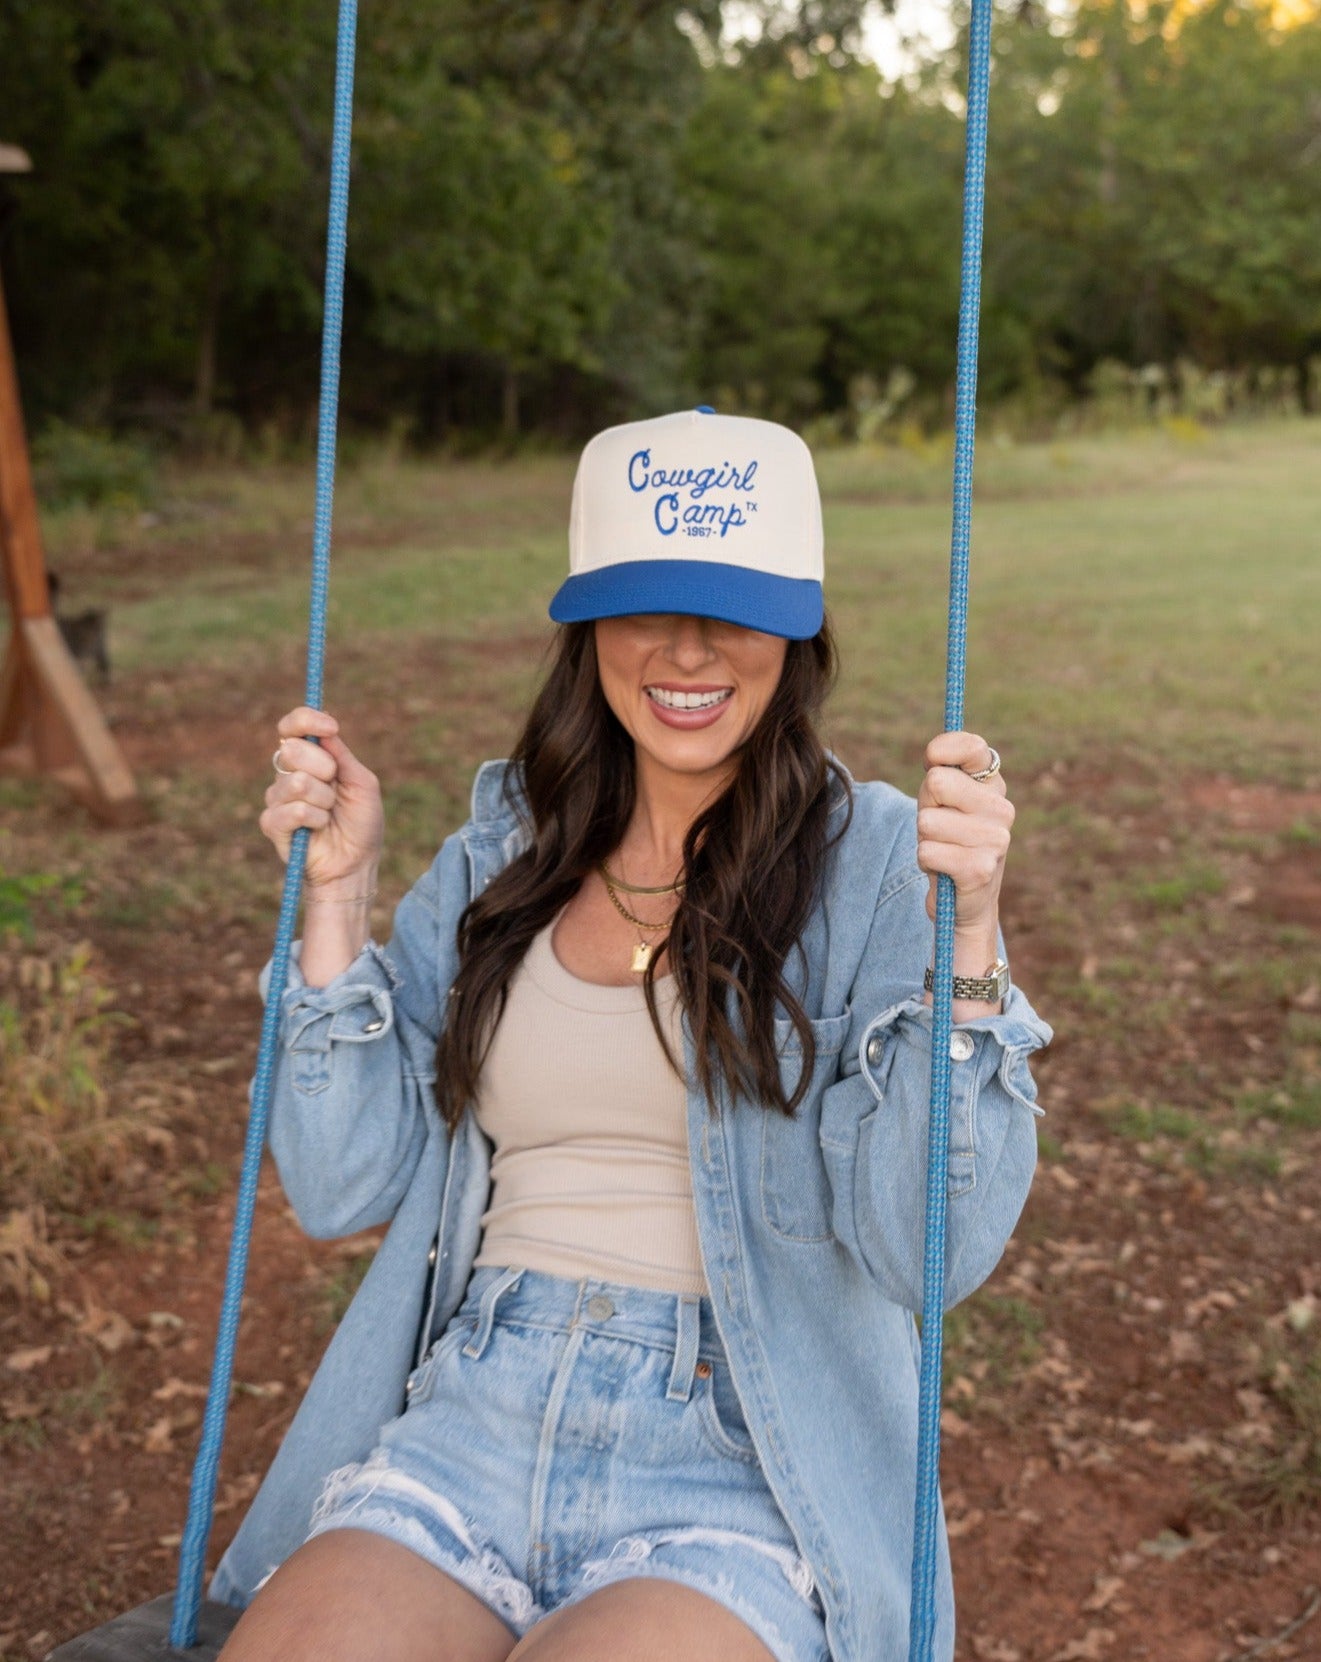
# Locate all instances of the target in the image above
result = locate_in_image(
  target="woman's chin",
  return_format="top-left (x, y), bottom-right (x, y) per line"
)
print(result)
top-left (636, 717), bottom-right (743, 778)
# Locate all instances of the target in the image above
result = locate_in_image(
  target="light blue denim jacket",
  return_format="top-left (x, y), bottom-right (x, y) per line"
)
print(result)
top-left (212, 758), bottom-right (1051, 1661)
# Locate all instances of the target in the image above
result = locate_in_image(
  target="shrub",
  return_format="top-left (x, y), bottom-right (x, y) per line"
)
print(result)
top-left (0, 873), bottom-right (78, 939)
top-left (0, 941), bottom-right (126, 1208)
top-left (32, 420), bottom-right (155, 511)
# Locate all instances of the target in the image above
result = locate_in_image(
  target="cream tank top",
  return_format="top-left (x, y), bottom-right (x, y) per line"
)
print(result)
top-left (470, 910), bottom-right (708, 1298)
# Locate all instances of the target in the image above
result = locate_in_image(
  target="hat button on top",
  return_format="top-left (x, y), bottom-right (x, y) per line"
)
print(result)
top-left (695, 404), bottom-right (715, 413)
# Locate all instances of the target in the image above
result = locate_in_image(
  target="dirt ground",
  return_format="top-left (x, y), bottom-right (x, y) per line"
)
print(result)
top-left (3, 656), bottom-right (1320, 1662)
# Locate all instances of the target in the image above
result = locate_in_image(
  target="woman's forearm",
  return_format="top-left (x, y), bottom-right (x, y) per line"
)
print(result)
top-left (298, 867), bottom-right (379, 987)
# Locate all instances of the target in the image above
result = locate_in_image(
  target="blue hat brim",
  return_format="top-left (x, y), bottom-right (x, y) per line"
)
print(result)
top-left (548, 560), bottom-right (823, 640)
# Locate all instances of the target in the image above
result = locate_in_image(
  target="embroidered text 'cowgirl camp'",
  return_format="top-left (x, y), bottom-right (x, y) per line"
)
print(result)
top-left (628, 449), bottom-right (760, 540)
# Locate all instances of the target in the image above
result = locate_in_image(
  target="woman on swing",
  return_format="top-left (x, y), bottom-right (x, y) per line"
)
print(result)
top-left (219, 409), bottom-right (1050, 1662)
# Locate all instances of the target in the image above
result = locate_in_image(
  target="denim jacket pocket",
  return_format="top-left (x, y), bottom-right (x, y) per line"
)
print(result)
top-left (760, 1009), bottom-right (852, 1243)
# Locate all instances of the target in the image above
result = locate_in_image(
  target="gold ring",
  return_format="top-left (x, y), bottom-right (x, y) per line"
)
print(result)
top-left (968, 746), bottom-right (1000, 782)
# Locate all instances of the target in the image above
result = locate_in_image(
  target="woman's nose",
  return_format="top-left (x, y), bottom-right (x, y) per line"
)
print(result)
top-left (664, 616), bottom-right (716, 670)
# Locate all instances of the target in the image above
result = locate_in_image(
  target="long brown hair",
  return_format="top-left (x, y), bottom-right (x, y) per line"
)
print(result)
top-left (435, 619), bottom-right (851, 1131)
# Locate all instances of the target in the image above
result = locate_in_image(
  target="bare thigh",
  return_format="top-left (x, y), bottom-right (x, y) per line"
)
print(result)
top-left (218, 1530), bottom-right (519, 1662)
top-left (506, 1579), bottom-right (777, 1662)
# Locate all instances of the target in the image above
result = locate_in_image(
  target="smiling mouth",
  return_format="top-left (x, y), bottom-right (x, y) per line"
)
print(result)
top-left (645, 687), bottom-right (733, 711)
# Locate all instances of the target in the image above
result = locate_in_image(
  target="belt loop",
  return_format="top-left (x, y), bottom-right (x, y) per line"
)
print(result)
top-left (667, 1294), bottom-right (701, 1402)
top-left (464, 1265), bottom-right (524, 1359)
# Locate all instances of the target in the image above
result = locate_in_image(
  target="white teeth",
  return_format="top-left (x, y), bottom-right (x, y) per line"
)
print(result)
top-left (647, 687), bottom-right (732, 711)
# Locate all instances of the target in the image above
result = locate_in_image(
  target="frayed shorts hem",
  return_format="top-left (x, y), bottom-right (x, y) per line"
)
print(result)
top-left (309, 1506), bottom-right (826, 1662)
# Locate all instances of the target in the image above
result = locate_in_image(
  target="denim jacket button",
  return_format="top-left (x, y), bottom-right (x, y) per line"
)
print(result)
top-left (865, 1034), bottom-right (885, 1068)
top-left (427, 1243), bottom-right (438, 1266)
top-left (363, 1017), bottom-right (385, 1034)
top-left (949, 1031), bottom-right (975, 1063)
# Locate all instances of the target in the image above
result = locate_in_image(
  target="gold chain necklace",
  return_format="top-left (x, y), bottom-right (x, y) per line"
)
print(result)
top-left (599, 861), bottom-right (684, 897)
top-left (599, 867), bottom-right (678, 974)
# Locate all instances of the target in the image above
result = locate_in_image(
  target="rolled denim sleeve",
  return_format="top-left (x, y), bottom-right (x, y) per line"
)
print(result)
top-left (257, 835), bottom-right (465, 1239)
top-left (823, 867), bottom-right (1052, 1313)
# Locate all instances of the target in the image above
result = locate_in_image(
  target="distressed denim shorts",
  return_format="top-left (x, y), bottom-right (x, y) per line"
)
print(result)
top-left (306, 1263), bottom-right (830, 1662)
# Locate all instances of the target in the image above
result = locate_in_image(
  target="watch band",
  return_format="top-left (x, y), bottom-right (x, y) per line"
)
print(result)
top-left (923, 958), bottom-right (1009, 1001)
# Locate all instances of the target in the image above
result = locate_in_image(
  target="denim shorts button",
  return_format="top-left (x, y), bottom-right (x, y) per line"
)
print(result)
top-left (586, 1294), bottom-right (614, 1320)
top-left (949, 1031), bottom-right (976, 1063)
top-left (865, 1034), bottom-right (885, 1068)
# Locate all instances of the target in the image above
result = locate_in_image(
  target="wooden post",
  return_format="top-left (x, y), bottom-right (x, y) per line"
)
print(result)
top-left (0, 253), bottom-right (140, 822)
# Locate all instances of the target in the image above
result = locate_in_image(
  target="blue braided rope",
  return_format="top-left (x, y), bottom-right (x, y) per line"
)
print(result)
top-left (909, 0), bottom-right (994, 1656)
top-left (169, 2), bottom-right (358, 1645)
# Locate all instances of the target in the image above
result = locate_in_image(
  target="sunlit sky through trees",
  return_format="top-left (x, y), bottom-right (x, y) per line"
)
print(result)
top-left (723, 0), bottom-right (1320, 81)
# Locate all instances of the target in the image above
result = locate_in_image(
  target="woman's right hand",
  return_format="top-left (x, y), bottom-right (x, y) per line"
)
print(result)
top-left (259, 707), bottom-right (384, 891)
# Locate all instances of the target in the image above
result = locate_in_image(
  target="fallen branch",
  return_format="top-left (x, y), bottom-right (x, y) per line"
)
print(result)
top-left (1224, 1587), bottom-right (1321, 1662)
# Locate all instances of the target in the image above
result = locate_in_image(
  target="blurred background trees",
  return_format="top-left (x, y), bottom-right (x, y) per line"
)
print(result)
top-left (1, 0), bottom-right (1318, 443)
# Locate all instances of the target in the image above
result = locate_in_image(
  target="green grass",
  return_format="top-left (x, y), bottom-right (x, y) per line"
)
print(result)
top-left (1100, 1098), bottom-right (1285, 1181)
top-left (1134, 865), bottom-right (1226, 912)
top-left (1235, 1076), bottom-right (1321, 1133)
top-left (313, 1251), bottom-right (376, 1335)
top-left (29, 417), bottom-right (1321, 785)
top-left (0, 1416), bottom-right (48, 1453)
top-left (1214, 1328), bottom-right (1321, 1522)
top-left (818, 421), bottom-right (1321, 780)
top-left (942, 1291), bottom-right (1045, 1406)
top-left (1036, 1130), bottom-right (1064, 1162)
top-left (53, 1359), bottom-right (123, 1430)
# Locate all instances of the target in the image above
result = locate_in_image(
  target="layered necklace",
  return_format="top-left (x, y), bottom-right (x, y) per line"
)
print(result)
top-left (599, 861), bottom-right (684, 974)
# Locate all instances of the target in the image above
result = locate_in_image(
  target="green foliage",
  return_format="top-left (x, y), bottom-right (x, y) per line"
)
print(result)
top-left (0, 873), bottom-right (82, 940)
top-left (32, 421), bottom-right (155, 510)
top-left (4, 1), bottom-right (1320, 435)
top-left (984, 0), bottom-right (1321, 404)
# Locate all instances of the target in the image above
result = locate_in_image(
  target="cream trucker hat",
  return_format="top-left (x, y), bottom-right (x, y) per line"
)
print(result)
top-left (548, 408), bottom-right (824, 639)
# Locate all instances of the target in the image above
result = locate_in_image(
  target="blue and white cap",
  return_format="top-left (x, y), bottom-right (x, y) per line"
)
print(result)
top-left (549, 408), bottom-right (824, 639)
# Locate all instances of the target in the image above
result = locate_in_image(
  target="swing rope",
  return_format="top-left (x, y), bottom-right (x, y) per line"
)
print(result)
top-left (910, 0), bottom-right (995, 1655)
top-left (166, 0), bottom-right (993, 1651)
top-left (168, 1), bottom-right (358, 1646)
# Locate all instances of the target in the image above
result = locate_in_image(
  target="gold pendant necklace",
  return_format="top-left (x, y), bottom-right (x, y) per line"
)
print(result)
top-left (599, 865), bottom-right (677, 974)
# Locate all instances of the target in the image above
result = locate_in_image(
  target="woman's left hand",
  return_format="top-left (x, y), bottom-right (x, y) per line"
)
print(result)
top-left (916, 731), bottom-right (1014, 943)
